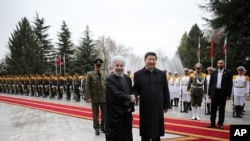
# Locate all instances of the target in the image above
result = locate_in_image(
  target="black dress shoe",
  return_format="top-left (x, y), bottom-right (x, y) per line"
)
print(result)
top-left (207, 124), bottom-right (215, 128)
top-left (95, 129), bottom-right (100, 135)
top-left (218, 125), bottom-right (224, 130)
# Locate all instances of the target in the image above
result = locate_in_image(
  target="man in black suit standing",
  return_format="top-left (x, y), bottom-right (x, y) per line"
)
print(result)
top-left (207, 59), bottom-right (233, 129)
top-left (132, 51), bottom-right (171, 141)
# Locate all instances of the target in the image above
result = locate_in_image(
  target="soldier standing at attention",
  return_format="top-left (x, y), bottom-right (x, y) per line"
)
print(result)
top-left (187, 63), bottom-right (207, 120)
top-left (85, 58), bottom-right (108, 135)
top-left (232, 66), bottom-right (249, 118)
top-left (65, 73), bottom-right (73, 101)
top-left (180, 68), bottom-right (191, 113)
top-left (205, 67), bottom-right (214, 115)
top-left (73, 72), bottom-right (80, 102)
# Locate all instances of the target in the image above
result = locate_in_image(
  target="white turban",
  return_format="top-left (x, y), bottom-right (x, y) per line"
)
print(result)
top-left (111, 56), bottom-right (126, 67)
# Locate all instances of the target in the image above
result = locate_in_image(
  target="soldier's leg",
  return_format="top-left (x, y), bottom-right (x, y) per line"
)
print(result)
top-left (91, 103), bottom-right (100, 135)
top-left (66, 87), bottom-right (70, 100)
top-left (100, 103), bottom-right (106, 133)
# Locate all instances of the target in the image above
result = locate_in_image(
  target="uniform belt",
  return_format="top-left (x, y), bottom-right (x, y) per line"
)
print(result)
top-left (234, 86), bottom-right (245, 88)
top-left (191, 85), bottom-right (203, 88)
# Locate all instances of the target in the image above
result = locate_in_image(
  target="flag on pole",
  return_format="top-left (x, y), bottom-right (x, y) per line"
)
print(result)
top-left (222, 36), bottom-right (227, 55)
top-left (197, 37), bottom-right (201, 58)
top-left (210, 40), bottom-right (214, 58)
top-left (56, 54), bottom-right (64, 66)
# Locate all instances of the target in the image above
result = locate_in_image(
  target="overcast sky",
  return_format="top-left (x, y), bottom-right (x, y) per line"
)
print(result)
top-left (0, 0), bottom-right (209, 61)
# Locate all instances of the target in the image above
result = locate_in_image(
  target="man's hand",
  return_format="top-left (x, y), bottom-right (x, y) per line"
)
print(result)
top-left (130, 95), bottom-right (136, 103)
top-left (164, 108), bottom-right (168, 113)
top-left (87, 98), bottom-right (92, 103)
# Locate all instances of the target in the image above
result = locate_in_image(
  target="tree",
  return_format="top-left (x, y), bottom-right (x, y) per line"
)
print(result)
top-left (33, 13), bottom-right (54, 73)
top-left (202, 0), bottom-right (250, 39)
top-left (5, 17), bottom-right (40, 74)
top-left (75, 25), bottom-right (97, 73)
top-left (178, 24), bottom-right (208, 70)
top-left (57, 21), bottom-right (74, 74)
top-left (201, 0), bottom-right (250, 75)
top-left (177, 32), bottom-right (189, 66)
top-left (95, 36), bottom-right (132, 71)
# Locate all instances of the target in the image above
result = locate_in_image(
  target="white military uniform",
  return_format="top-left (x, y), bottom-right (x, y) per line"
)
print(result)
top-left (180, 75), bottom-right (191, 102)
top-left (233, 75), bottom-right (249, 106)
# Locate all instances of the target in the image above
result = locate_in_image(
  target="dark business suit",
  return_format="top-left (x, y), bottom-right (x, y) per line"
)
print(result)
top-left (208, 68), bottom-right (233, 126)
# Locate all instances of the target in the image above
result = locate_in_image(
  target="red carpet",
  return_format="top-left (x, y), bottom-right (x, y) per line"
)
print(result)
top-left (0, 95), bottom-right (229, 141)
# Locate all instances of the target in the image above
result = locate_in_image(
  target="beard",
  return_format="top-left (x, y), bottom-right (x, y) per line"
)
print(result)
top-left (113, 70), bottom-right (124, 77)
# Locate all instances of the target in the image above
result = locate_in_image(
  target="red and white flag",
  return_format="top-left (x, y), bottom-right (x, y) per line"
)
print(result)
top-left (56, 54), bottom-right (64, 66)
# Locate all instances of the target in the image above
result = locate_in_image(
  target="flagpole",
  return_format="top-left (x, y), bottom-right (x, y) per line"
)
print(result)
top-left (223, 35), bottom-right (227, 69)
top-left (64, 53), bottom-right (66, 76)
top-left (210, 40), bottom-right (214, 67)
top-left (211, 57), bottom-right (213, 67)
top-left (55, 56), bottom-right (57, 76)
top-left (198, 37), bottom-right (200, 63)
top-left (59, 54), bottom-right (62, 75)
top-left (225, 50), bottom-right (227, 69)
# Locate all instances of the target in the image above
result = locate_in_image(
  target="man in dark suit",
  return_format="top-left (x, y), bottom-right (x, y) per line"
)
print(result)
top-left (132, 51), bottom-right (171, 141)
top-left (207, 59), bottom-right (233, 130)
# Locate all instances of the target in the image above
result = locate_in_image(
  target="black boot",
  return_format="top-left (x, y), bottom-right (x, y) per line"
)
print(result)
top-left (236, 106), bottom-right (243, 118)
top-left (183, 102), bottom-right (187, 113)
top-left (174, 98), bottom-right (177, 107)
top-left (239, 106), bottom-right (244, 116)
top-left (176, 98), bottom-right (179, 107)
top-left (170, 100), bottom-right (173, 108)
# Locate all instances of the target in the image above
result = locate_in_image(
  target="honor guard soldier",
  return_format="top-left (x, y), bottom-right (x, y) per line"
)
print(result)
top-left (57, 74), bottom-right (65, 100)
top-left (205, 67), bottom-right (214, 115)
top-left (49, 73), bottom-right (57, 99)
top-left (73, 72), bottom-right (80, 102)
top-left (80, 73), bottom-right (88, 101)
top-left (85, 58), bottom-right (108, 135)
top-left (167, 71), bottom-right (174, 108)
top-left (187, 63), bottom-right (207, 120)
top-left (232, 66), bottom-right (249, 118)
top-left (24, 74), bottom-right (30, 96)
top-left (173, 72), bottom-right (181, 107)
top-left (65, 73), bottom-right (73, 101)
top-left (30, 74), bottom-right (36, 96)
top-left (180, 68), bottom-right (191, 113)
top-left (42, 74), bottom-right (50, 98)
top-left (16, 75), bottom-right (21, 95)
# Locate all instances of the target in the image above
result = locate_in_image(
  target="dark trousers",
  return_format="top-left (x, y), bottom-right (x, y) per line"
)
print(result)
top-left (210, 89), bottom-right (227, 125)
top-left (91, 102), bottom-right (106, 130)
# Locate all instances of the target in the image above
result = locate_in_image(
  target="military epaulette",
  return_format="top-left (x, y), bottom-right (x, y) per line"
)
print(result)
top-left (190, 72), bottom-right (206, 78)
top-left (201, 73), bottom-right (207, 78)
top-left (233, 75), bottom-right (237, 80)
top-left (245, 75), bottom-right (250, 81)
top-left (190, 73), bottom-right (195, 78)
